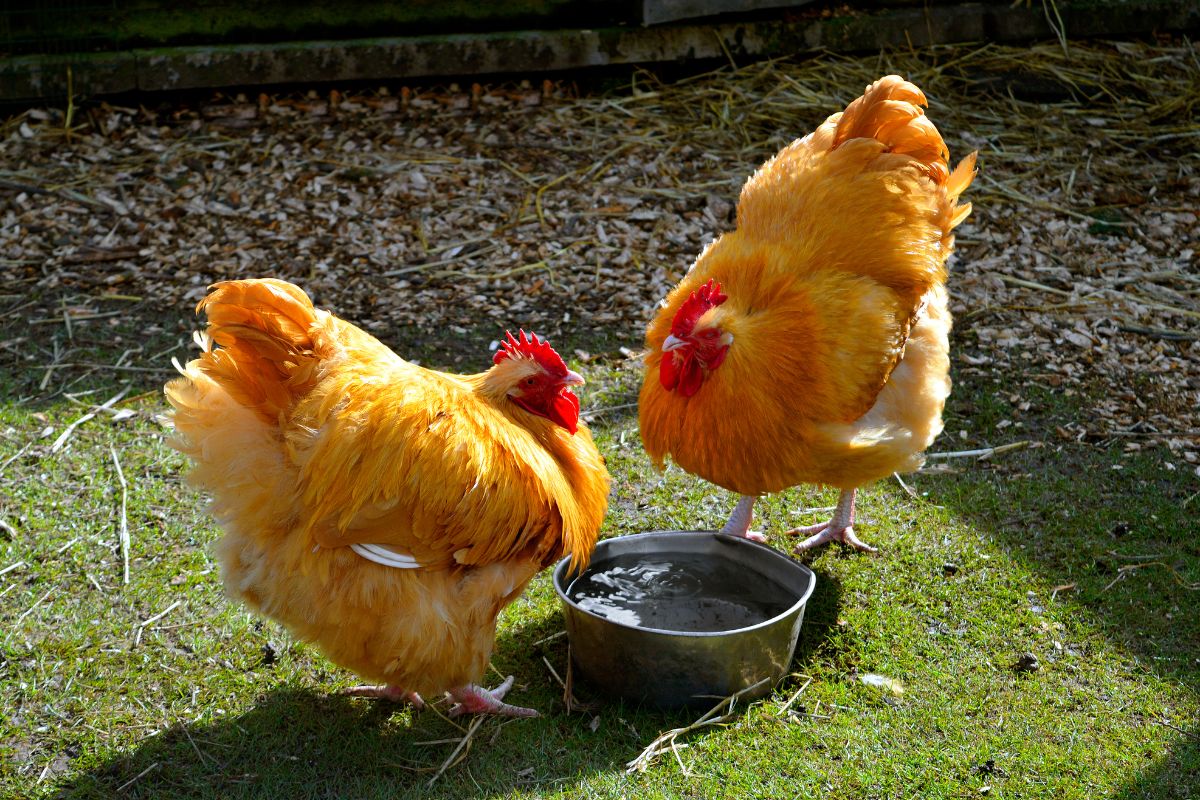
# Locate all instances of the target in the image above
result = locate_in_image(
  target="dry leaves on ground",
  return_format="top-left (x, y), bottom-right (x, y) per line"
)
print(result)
top-left (1, 40), bottom-right (1196, 465)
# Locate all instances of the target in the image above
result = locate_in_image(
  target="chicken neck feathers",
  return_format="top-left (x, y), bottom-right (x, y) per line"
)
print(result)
top-left (297, 359), bottom-right (607, 573)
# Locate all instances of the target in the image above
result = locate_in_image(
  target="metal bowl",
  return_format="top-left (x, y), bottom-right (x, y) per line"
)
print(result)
top-left (553, 531), bottom-right (816, 709)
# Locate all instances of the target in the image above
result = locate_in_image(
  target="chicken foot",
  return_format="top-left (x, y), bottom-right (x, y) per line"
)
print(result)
top-left (719, 495), bottom-right (767, 543)
top-left (341, 684), bottom-right (426, 708)
top-left (447, 675), bottom-right (538, 718)
top-left (789, 489), bottom-right (878, 553)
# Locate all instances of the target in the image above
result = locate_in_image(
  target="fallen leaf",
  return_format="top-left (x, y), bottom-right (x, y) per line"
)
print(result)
top-left (859, 673), bottom-right (905, 696)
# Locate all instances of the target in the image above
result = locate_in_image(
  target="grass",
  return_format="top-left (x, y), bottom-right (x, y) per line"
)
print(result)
top-left (0, 304), bottom-right (1197, 800)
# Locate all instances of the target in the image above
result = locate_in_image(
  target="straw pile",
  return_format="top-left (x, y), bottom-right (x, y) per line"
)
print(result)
top-left (1, 39), bottom-right (1197, 464)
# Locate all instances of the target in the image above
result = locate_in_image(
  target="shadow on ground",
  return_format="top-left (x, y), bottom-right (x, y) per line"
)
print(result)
top-left (925, 366), bottom-right (1199, 798)
top-left (53, 569), bottom-right (838, 799)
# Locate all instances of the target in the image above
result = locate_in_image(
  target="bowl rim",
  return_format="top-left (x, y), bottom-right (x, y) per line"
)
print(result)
top-left (553, 530), bottom-right (817, 639)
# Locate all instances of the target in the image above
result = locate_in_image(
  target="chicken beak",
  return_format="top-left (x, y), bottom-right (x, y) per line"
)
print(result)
top-left (562, 369), bottom-right (585, 387)
top-left (662, 334), bottom-right (688, 352)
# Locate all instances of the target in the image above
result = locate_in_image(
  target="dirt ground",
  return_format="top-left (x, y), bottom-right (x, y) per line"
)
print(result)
top-left (1, 38), bottom-right (1197, 466)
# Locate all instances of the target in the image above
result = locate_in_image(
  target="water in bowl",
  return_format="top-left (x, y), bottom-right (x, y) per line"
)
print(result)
top-left (566, 551), bottom-right (795, 632)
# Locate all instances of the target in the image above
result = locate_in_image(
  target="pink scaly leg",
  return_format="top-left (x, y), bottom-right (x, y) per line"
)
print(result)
top-left (790, 489), bottom-right (877, 553)
top-left (447, 676), bottom-right (538, 719)
top-left (341, 684), bottom-right (425, 708)
top-left (719, 495), bottom-right (766, 543)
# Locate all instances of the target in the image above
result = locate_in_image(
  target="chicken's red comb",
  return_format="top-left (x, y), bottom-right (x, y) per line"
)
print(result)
top-left (493, 329), bottom-right (568, 376)
top-left (670, 278), bottom-right (728, 337)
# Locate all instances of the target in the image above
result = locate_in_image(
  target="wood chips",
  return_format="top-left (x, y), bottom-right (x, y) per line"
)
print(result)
top-left (1, 39), bottom-right (1197, 467)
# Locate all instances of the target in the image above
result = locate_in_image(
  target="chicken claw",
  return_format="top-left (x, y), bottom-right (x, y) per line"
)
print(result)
top-left (447, 676), bottom-right (538, 718)
top-left (790, 523), bottom-right (877, 553)
top-left (341, 684), bottom-right (426, 708)
top-left (719, 495), bottom-right (767, 543)
top-left (789, 489), bottom-right (878, 554)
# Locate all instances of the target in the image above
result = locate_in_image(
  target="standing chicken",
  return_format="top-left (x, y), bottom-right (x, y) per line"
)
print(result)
top-left (165, 279), bottom-right (609, 717)
top-left (638, 76), bottom-right (976, 553)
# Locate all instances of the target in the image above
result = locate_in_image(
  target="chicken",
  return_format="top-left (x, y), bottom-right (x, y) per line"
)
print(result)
top-left (165, 279), bottom-right (609, 717)
top-left (638, 76), bottom-right (976, 553)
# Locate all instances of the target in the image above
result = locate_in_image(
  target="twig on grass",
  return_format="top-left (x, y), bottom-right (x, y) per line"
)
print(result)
top-left (109, 445), bottom-right (130, 584)
top-left (670, 739), bottom-right (693, 777)
top-left (134, 600), bottom-right (182, 646)
top-left (627, 676), bottom-right (771, 774)
top-left (565, 648), bottom-right (579, 715)
top-left (531, 629), bottom-right (566, 647)
top-left (1101, 561), bottom-right (1200, 592)
top-left (50, 386), bottom-right (130, 453)
top-left (427, 715), bottom-right (486, 787)
top-left (542, 648), bottom-right (591, 713)
top-left (893, 472), bottom-right (919, 499)
top-left (776, 674), bottom-right (813, 717)
top-left (1152, 718), bottom-right (1200, 739)
top-left (925, 441), bottom-right (1034, 461)
top-left (40, 363), bottom-right (174, 375)
top-left (1050, 583), bottom-right (1076, 602)
top-left (116, 761), bottom-right (160, 792)
top-left (66, 392), bottom-right (139, 421)
top-left (0, 443), bottom-right (33, 478)
top-left (775, 694), bottom-right (831, 723)
top-left (55, 537), bottom-right (80, 555)
top-left (31, 310), bottom-right (126, 325)
top-left (15, 588), bottom-right (55, 625)
top-left (542, 655), bottom-right (566, 688)
top-left (488, 716), bottom-right (522, 746)
top-left (421, 696), bottom-right (469, 735)
top-left (179, 723), bottom-right (213, 766)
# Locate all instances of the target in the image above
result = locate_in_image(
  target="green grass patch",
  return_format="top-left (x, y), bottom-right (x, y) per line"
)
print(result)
top-left (0, 305), bottom-right (1196, 799)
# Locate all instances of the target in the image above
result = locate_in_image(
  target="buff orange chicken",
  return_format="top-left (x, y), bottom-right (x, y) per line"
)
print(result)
top-left (165, 279), bottom-right (609, 717)
top-left (639, 76), bottom-right (976, 553)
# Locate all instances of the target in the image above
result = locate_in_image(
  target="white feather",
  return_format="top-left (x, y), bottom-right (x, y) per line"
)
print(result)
top-left (350, 543), bottom-right (423, 569)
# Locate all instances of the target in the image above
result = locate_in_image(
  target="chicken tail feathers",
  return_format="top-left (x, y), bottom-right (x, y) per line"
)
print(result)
top-left (828, 76), bottom-right (978, 254)
top-left (173, 279), bottom-right (324, 423)
top-left (944, 151), bottom-right (977, 229)
top-left (828, 77), bottom-right (944, 181)
top-left (826, 76), bottom-right (977, 227)
top-left (737, 75), bottom-right (976, 261)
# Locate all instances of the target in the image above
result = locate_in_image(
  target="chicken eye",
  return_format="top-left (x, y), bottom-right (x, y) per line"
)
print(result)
top-left (524, 377), bottom-right (537, 387)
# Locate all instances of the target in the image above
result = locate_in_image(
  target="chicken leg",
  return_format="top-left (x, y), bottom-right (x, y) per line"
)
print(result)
top-left (341, 684), bottom-right (425, 708)
top-left (719, 495), bottom-right (767, 542)
top-left (790, 489), bottom-right (877, 553)
top-left (447, 675), bottom-right (538, 718)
